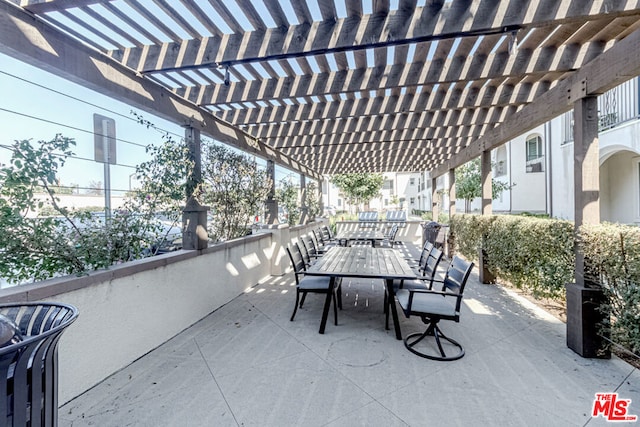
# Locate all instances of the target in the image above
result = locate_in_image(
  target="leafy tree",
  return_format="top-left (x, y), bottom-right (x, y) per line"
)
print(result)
top-left (305, 181), bottom-right (321, 219)
top-left (202, 144), bottom-right (271, 241)
top-left (275, 177), bottom-right (300, 226)
top-left (455, 158), bottom-right (513, 212)
top-left (0, 136), bottom-right (154, 284)
top-left (330, 173), bottom-right (384, 213)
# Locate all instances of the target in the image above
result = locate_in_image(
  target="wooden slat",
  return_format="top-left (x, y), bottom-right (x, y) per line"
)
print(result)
top-left (178, 43), bottom-right (589, 105)
top-left (431, 26), bottom-right (640, 177)
top-left (234, 0), bottom-right (267, 31)
top-left (0, 1), bottom-right (323, 181)
top-left (219, 81), bottom-right (539, 126)
top-left (11, 0), bottom-right (640, 177)
top-left (115, 2), bottom-right (640, 74)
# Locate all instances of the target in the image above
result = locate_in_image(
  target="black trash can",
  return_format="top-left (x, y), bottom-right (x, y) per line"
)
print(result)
top-left (0, 302), bottom-right (78, 426)
top-left (422, 221), bottom-right (441, 247)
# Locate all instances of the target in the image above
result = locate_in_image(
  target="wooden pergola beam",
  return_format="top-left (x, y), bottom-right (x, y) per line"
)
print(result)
top-left (431, 26), bottom-right (640, 178)
top-left (0, 0), bottom-right (322, 180)
top-left (111, 1), bottom-right (638, 74)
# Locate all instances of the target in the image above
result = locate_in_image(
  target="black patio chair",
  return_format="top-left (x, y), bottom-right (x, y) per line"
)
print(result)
top-left (384, 244), bottom-right (444, 314)
top-left (396, 245), bottom-right (444, 291)
top-left (301, 235), bottom-right (322, 259)
top-left (313, 229), bottom-right (337, 253)
top-left (379, 223), bottom-right (399, 248)
top-left (320, 225), bottom-right (336, 243)
top-left (297, 238), bottom-right (315, 267)
top-left (394, 256), bottom-right (474, 361)
top-left (287, 244), bottom-right (341, 324)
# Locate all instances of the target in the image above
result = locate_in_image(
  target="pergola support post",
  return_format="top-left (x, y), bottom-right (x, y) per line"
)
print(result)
top-left (481, 150), bottom-right (492, 215)
top-left (431, 177), bottom-right (439, 222)
top-left (182, 126), bottom-right (209, 250)
top-left (447, 168), bottom-right (456, 257)
top-left (566, 95), bottom-right (609, 358)
top-left (265, 160), bottom-right (278, 225)
top-left (300, 175), bottom-right (308, 224)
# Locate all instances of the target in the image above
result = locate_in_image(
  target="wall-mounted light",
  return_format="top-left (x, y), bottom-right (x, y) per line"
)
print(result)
top-left (224, 66), bottom-right (230, 87)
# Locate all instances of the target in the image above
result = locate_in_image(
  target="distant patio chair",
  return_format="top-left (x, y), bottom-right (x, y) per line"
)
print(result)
top-left (380, 223), bottom-right (399, 247)
top-left (313, 229), bottom-right (337, 252)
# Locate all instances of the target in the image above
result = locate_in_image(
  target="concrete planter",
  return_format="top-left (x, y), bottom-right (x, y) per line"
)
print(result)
top-left (565, 282), bottom-right (610, 358)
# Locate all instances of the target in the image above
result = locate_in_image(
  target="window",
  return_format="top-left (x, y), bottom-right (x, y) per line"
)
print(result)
top-left (526, 134), bottom-right (545, 173)
top-left (410, 197), bottom-right (415, 204)
top-left (494, 146), bottom-right (507, 177)
top-left (410, 178), bottom-right (415, 186)
top-left (383, 179), bottom-right (394, 190)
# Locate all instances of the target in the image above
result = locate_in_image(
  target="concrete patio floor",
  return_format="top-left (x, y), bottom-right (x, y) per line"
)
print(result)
top-left (59, 244), bottom-right (639, 426)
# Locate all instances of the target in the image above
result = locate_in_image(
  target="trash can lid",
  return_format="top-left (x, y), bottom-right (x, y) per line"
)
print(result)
top-left (0, 314), bottom-right (23, 348)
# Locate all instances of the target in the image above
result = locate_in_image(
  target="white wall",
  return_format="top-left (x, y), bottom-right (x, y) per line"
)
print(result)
top-left (601, 150), bottom-right (639, 224)
top-left (0, 221), bottom-right (328, 404)
top-left (550, 118), bottom-right (640, 222)
top-left (509, 126), bottom-right (548, 213)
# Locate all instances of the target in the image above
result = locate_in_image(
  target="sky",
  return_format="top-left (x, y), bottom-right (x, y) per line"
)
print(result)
top-left (0, 52), bottom-right (298, 198)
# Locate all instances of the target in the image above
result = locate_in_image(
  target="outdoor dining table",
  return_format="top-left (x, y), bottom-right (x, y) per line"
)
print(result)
top-left (303, 246), bottom-right (417, 340)
top-left (334, 229), bottom-right (386, 247)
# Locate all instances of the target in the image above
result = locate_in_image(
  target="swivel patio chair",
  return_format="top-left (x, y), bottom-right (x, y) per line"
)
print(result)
top-left (394, 256), bottom-right (474, 361)
top-left (287, 244), bottom-right (341, 325)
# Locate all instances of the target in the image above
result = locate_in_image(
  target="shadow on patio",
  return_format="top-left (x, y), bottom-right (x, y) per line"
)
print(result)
top-left (59, 244), bottom-right (639, 427)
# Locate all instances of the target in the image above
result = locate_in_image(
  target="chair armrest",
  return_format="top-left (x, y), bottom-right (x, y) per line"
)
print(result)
top-left (405, 288), bottom-right (458, 297)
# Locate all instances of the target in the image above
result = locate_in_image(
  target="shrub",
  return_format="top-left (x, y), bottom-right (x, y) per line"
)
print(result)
top-left (580, 223), bottom-right (640, 355)
top-left (484, 215), bottom-right (574, 299)
top-left (450, 214), bottom-right (574, 299)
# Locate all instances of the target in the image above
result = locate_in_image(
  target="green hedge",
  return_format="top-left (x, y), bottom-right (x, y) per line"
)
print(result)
top-left (580, 223), bottom-right (640, 355)
top-left (450, 214), bottom-right (574, 299)
top-left (451, 214), bottom-right (640, 355)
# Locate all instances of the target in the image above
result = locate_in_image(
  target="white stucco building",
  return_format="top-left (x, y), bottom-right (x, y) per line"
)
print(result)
top-left (322, 78), bottom-right (639, 225)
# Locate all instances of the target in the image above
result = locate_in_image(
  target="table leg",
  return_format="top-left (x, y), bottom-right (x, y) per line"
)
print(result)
top-left (319, 276), bottom-right (335, 334)
top-left (386, 278), bottom-right (402, 340)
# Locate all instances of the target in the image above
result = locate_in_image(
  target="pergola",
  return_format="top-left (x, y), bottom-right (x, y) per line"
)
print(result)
top-left (2, 0), bottom-right (640, 174)
top-left (1, 0), bottom-right (640, 361)
top-left (2, 1), bottom-right (640, 258)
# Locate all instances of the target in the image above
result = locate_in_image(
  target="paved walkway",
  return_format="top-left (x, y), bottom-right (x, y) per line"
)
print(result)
top-left (59, 244), bottom-right (639, 426)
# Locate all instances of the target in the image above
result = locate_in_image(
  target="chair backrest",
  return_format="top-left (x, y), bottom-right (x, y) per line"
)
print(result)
top-left (390, 223), bottom-right (399, 239)
top-left (423, 240), bottom-right (434, 254)
top-left (312, 229), bottom-right (325, 246)
top-left (286, 244), bottom-right (306, 281)
top-left (437, 256), bottom-right (474, 303)
top-left (422, 246), bottom-right (444, 282)
top-left (320, 226), bottom-right (332, 242)
top-left (301, 235), bottom-right (318, 257)
top-left (297, 239), bottom-right (312, 265)
top-left (385, 223), bottom-right (399, 239)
